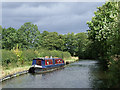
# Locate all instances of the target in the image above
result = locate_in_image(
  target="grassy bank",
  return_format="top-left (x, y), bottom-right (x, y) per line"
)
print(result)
top-left (0, 65), bottom-right (30, 79)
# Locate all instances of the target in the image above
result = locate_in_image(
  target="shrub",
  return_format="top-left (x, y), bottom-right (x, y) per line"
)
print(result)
top-left (2, 49), bottom-right (17, 68)
top-left (22, 49), bottom-right (39, 65)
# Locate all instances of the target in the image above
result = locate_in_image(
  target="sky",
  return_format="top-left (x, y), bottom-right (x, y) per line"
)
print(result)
top-left (2, 2), bottom-right (106, 34)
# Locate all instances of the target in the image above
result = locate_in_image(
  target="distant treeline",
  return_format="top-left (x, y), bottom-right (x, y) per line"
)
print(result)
top-left (1, 23), bottom-right (95, 59)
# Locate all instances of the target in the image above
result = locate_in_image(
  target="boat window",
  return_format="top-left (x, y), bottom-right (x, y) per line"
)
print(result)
top-left (45, 60), bottom-right (49, 65)
top-left (49, 60), bottom-right (53, 64)
top-left (55, 59), bottom-right (64, 64)
top-left (49, 60), bottom-right (51, 64)
top-left (58, 60), bottom-right (60, 63)
top-left (55, 60), bottom-right (58, 64)
top-left (36, 60), bottom-right (41, 66)
top-left (51, 60), bottom-right (53, 64)
top-left (45, 60), bottom-right (53, 65)
top-left (47, 60), bottom-right (49, 65)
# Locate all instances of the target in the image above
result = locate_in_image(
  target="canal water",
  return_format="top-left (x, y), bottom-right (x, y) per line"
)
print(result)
top-left (2, 60), bottom-right (108, 88)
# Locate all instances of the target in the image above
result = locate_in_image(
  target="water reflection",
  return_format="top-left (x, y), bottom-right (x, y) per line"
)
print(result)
top-left (88, 61), bottom-right (120, 88)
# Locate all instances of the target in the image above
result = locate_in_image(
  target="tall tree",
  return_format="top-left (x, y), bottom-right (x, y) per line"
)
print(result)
top-left (64, 32), bottom-right (77, 56)
top-left (58, 34), bottom-right (66, 51)
top-left (0, 25), bottom-right (2, 49)
top-left (2, 27), bottom-right (17, 49)
top-left (17, 22), bottom-right (41, 49)
top-left (75, 33), bottom-right (88, 59)
top-left (42, 32), bottom-right (61, 50)
top-left (87, 1), bottom-right (120, 65)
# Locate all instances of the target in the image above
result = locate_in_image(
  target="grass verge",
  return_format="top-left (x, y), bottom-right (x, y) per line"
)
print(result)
top-left (0, 65), bottom-right (30, 79)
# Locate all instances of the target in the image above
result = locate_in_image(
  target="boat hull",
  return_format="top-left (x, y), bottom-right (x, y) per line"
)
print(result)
top-left (28, 65), bottom-right (65, 73)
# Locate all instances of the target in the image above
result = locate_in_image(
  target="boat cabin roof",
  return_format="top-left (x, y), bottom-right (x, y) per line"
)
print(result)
top-left (33, 58), bottom-right (62, 60)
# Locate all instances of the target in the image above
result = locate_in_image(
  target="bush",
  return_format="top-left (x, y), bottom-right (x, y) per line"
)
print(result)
top-left (2, 49), bottom-right (17, 68)
top-left (22, 49), bottom-right (38, 61)
top-left (62, 51), bottom-right (71, 59)
top-left (37, 49), bottom-right (71, 59)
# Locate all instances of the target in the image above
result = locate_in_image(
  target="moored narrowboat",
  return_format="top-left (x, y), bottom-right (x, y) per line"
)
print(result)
top-left (28, 58), bottom-right (65, 73)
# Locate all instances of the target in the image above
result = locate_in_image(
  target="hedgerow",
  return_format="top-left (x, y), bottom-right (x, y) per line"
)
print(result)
top-left (2, 49), bottom-right (71, 69)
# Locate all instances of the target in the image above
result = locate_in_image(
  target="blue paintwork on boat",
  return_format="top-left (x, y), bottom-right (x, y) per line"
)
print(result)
top-left (29, 58), bottom-right (65, 73)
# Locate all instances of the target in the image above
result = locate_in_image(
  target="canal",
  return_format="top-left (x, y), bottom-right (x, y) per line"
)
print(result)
top-left (2, 60), bottom-right (109, 88)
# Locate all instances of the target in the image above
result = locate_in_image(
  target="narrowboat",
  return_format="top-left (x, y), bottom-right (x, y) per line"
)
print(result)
top-left (28, 58), bottom-right (65, 73)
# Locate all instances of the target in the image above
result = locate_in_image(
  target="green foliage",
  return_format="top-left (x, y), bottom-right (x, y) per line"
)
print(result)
top-left (16, 22), bottom-right (41, 49)
top-left (64, 32), bottom-right (77, 56)
top-left (2, 48), bottom-right (71, 68)
top-left (37, 49), bottom-right (71, 58)
top-left (1, 22), bottom-right (90, 59)
top-left (87, 1), bottom-right (120, 60)
top-left (22, 49), bottom-right (39, 65)
top-left (41, 32), bottom-right (65, 51)
top-left (2, 49), bottom-right (17, 68)
top-left (2, 27), bottom-right (17, 50)
top-left (75, 33), bottom-right (88, 58)
top-left (0, 25), bottom-right (2, 49)
top-left (62, 51), bottom-right (71, 59)
top-left (42, 32), bottom-right (59, 50)
top-left (87, 1), bottom-right (120, 87)
top-left (13, 44), bottom-right (24, 65)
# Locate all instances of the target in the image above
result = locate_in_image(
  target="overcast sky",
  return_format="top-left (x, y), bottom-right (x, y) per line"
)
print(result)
top-left (2, 2), bottom-right (105, 34)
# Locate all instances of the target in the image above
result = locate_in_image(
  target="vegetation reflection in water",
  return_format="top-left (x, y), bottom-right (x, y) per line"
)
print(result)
top-left (89, 63), bottom-right (120, 88)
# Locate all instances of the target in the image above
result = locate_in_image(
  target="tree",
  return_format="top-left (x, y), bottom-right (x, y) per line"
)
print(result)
top-left (75, 33), bottom-right (88, 59)
top-left (2, 27), bottom-right (17, 49)
top-left (58, 34), bottom-right (66, 51)
top-left (42, 32), bottom-right (62, 50)
top-left (33, 30), bottom-right (42, 49)
top-left (87, 2), bottom-right (119, 61)
top-left (0, 25), bottom-right (1, 66)
top-left (64, 32), bottom-right (77, 56)
top-left (17, 22), bottom-right (41, 49)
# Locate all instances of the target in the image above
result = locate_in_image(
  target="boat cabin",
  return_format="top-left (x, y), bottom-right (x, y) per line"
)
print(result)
top-left (31, 58), bottom-right (65, 68)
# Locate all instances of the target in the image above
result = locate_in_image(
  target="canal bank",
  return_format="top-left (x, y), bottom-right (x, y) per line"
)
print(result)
top-left (0, 66), bottom-right (30, 82)
top-left (64, 57), bottom-right (79, 64)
